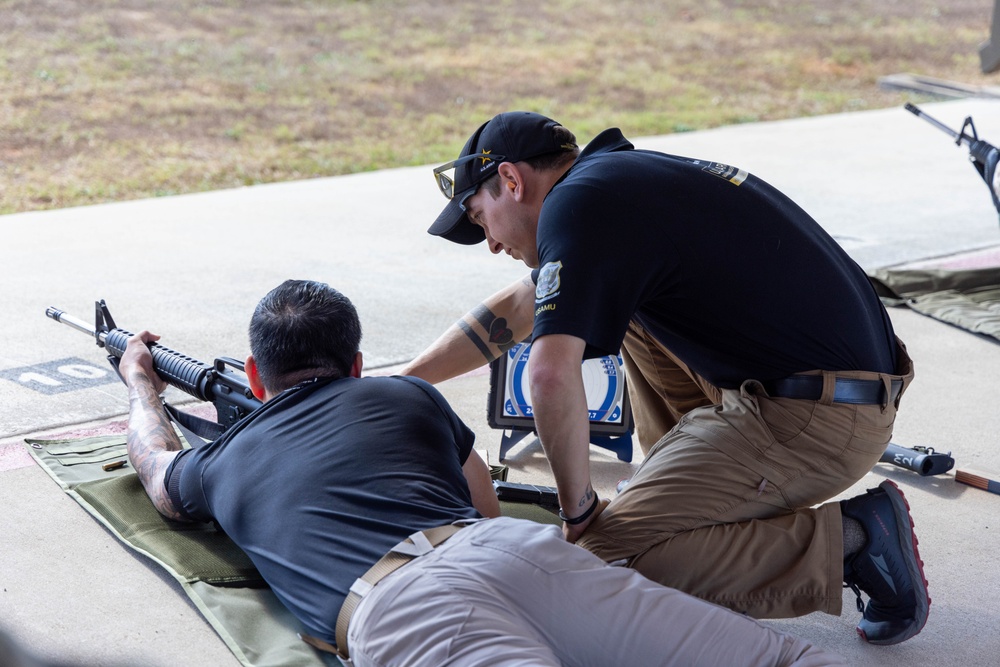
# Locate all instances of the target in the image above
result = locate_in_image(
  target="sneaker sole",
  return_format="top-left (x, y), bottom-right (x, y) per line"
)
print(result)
top-left (857, 480), bottom-right (931, 645)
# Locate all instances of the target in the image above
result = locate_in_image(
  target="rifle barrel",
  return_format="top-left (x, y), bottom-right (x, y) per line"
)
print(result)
top-left (46, 303), bottom-right (261, 432)
top-left (46, 307), bottom-right (103, 342)
top-left (905, 103), bottom-right (964, 143)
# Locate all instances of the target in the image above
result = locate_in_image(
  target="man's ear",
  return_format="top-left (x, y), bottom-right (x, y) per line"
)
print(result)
top-left (497, 162), bottom-right (525, 201)
top-left (350, 351), bottom-right (363, 378)
top-left (245, 354), bottom-right (267, 400)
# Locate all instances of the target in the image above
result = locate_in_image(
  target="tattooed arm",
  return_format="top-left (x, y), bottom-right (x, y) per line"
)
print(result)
top-left (119, 331), bottom-right (191, 522)
top-left (402, 274), bottom-right (536, 384)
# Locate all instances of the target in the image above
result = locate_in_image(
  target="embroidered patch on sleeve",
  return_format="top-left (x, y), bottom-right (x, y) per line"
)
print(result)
top-left (535, 261), bottom-right (563, 302)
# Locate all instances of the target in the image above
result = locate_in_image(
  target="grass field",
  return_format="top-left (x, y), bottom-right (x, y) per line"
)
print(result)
top-left (1, 0), bottom-right (996, 215)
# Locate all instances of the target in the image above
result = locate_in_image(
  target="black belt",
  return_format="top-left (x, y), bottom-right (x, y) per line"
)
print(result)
top-left (764, 375), bottom-right (902, 405)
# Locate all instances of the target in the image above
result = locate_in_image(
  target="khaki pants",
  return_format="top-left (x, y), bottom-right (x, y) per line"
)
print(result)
top-left (349, 518), bottom-right (845, 666)
top-left (577, 320), bottom-right (914, 619)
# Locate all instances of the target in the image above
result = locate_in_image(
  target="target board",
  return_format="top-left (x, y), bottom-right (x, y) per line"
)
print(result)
top-left (487, 342), bottom-right (632, 436)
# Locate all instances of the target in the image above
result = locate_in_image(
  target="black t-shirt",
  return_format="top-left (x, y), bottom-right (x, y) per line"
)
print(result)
top-left (164, 375), bottom-right (479, 643)
top-left (531, 129), bottom-right (897, 388)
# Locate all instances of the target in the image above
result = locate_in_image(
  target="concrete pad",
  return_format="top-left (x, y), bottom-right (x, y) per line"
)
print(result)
top-left (3, 99), bottom-right (1000, 664)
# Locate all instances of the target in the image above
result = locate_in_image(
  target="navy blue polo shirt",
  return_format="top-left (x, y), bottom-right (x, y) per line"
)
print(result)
top-left (531, 129), bottom-right (897, 387)
top-left (164, 375), bottom-right (480, 643)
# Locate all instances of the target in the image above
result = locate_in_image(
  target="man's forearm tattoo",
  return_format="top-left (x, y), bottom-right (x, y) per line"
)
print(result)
top-left (459, 304), bottom-right (517, 363)
top-left (458, 319), bottom-right (493, 362)
top-left (127, 379), bottom-right (186, 521)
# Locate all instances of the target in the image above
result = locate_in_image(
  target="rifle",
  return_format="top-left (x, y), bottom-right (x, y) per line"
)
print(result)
top-left (493, 480), bottom-right (560, 509)
top-left (879, 442), bottom-right (954, 477)
top-left (46, 300), bottom-right (261, 442)
top-left (905, 103), bottom-right (1000, 218)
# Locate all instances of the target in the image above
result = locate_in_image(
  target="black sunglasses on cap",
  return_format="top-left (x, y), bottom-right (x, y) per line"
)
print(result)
top-left (433, 152), bottom-right (507, 200)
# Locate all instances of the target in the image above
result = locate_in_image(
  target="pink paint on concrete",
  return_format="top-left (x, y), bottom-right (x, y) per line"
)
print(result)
top-left (0, 443), bottom-right (35, 472)
top-left (903, 244), bottom-right (1000, 270)
top-left (0, 403), bottom-right (217, 473)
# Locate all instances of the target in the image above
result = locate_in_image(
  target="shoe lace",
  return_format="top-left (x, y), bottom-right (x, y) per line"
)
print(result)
top-left (844, 581), bottom-right (865, 613)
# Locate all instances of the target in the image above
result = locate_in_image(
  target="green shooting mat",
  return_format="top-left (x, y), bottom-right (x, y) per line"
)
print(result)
top-left (24, 433), bottom-right (560, 667)
top-left (869, 266), bottom-right (1000, 342)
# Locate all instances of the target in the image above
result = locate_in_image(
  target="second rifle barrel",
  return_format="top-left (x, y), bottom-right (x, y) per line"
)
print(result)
top-left (905, 103), bottom-right (962, 142)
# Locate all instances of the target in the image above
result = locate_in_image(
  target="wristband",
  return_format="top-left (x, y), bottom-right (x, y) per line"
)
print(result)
top-left (559, 494), bottom-right (599, 525)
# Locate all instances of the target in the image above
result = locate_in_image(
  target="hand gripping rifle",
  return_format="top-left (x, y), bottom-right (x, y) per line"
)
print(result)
top-left (46, 300), bottom-right (261, 444)
top-left (905, 103), bottom-right (1000, 220)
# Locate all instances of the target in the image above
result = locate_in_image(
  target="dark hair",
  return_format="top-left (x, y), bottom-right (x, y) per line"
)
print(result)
top-left (481, 125), bottom-right (579, 198)
top-left (248, 280), bottom-right (362, 393)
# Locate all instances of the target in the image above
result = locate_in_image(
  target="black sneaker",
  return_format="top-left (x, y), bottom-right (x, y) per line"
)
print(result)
top-left (841, 480), bottom-right (930, 645)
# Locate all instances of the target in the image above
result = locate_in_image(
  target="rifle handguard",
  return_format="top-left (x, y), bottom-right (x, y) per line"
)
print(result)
top-left (104, 329), bottom-right (215, 402)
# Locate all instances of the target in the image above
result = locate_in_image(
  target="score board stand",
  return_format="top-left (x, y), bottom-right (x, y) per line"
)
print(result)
top-left (495, 428), bottom-right (633, 463)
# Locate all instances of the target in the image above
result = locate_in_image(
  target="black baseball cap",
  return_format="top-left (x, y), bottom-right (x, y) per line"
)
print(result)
top-left (428, 111), bottom-right (576, 245)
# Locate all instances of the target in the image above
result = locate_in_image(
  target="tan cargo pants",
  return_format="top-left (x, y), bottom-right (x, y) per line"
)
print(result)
top-left (576, 320), bottom-right (914, 619)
